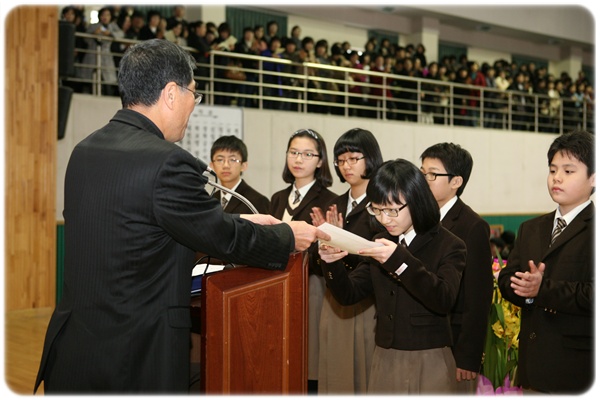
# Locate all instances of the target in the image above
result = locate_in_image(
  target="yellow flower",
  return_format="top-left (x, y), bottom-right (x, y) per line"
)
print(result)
top-left (482, 258), bottom-right (522, 390)
top-left (492, 320), bottom-right (504, 338)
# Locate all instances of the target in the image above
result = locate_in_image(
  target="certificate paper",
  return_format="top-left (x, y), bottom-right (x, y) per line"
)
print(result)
top-left (317, 222), bottom-right (384, 254)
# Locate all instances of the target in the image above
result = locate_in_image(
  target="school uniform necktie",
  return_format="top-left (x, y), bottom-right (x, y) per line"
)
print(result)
top-left (550, 217), bottom-right (567, 245)
top-left (350, 200), bottom-right (358, 212)
top-left (293, 190), bottom-right (301, 205)
top-left (400, 238), bottom-right (407, 248)
top-left (221, 196), bottom-right (228, 209)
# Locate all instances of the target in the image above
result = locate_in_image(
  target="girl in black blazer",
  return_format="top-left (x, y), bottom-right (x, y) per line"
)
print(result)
top-left (319, 159), bottom-right (466, 394)
top-left (309, 128), bottom-right (383, 394)
top-left (269, 129), bottom-right (337, 393)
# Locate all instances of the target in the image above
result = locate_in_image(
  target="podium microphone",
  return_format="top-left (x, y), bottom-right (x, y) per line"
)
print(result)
top-left (196, 158), bottom-right (259, 214)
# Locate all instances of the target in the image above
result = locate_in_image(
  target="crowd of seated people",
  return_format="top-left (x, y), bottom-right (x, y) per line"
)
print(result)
top-left (60, 5), bottom-right (594, 132)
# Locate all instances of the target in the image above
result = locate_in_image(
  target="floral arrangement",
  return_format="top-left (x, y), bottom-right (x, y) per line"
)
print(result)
top-left (479, 258), bottom-right (522, 394)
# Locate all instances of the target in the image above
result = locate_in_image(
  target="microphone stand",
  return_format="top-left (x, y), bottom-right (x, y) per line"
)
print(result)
top-left (203, 168), bottom-right (259, 214)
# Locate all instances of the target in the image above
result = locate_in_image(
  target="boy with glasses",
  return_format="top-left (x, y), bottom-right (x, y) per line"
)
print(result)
top-left (209, 135), bottom-right (270, 214)
top-left (420, 142), bottom-right (493, 393)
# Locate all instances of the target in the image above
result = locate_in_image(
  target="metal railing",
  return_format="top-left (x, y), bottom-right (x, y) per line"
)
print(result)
top-left (64, 32), bottom-right (594, 134)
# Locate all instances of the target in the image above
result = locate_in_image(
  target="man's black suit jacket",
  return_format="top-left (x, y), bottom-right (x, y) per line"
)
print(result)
top-left (35, 109), bottom-right (294, 393)
top-left (498, 203), bottom-right (594, 393)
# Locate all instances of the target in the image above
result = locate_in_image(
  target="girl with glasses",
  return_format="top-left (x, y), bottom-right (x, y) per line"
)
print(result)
top-left (309, 128), bottom-right (383, 394)
top-left (318, 159), bottom-right (466, 394)
top-left (269, 128), bottom-right (337, 393)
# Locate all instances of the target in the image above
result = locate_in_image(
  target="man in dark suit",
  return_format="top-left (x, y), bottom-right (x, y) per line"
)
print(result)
top-left (498, 130), bottom-right (594, 394)
top-left (34, 39), bottom-right (329, 394)
top-left (420, 143), bottom-right (493, 393)
top-left (209, 135), bottom-right (270, 214)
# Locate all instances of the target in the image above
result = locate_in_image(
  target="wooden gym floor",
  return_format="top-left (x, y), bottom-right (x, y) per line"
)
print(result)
top-left (4, 307), bottom-right (52, 395)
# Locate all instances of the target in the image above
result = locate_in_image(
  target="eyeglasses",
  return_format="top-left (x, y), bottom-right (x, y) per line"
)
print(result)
top-left (366, 202), bottom-right (408, 218)
top-left (334, 156), bottom-right (365, 167)
top-left (212, 157), bottom-right (242, 165)
top-left (287, 150), bottom-right (320, 160)
top-left (423, 172), bottom-right (455, 181)
top-left (179, 85), bottom-right (203, 105)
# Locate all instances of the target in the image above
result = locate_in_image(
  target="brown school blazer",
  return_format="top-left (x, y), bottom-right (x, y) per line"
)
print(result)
top-left (270, 182), bottom-right (338, 275)
top-left (212, 179), bottom-right (270, 214)
top-left (324, 191), bottom-right (383, 271)
top-left (442, 198), bottom-right (493, 373)
top-left (322, 223), bottom-right (466, 350)
top-left (498, 204), bottom-right (594, 393)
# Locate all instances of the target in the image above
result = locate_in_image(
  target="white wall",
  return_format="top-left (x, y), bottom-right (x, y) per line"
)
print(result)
top-left (287, 14), bottom-right (368, 49)
top-left (57, 95), bottom-right (560, 220)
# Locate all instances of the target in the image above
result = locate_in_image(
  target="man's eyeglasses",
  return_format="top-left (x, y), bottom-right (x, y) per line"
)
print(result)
top-left (334, 156), bottom-right (365, 167)
top-left (287, 150), bottom-right (320, 160)
top-left (365, 202), bottom-right (408, 218)
top-left (423, 172), bottom-right (455, 181)
top-left (179, 85), bottom-right (203, 105)
top-left (212, 158), bottom-right (242, 165)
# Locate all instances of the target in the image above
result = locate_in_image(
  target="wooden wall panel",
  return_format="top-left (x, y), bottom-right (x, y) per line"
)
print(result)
top-left (5, 6), bottom-right (58, 310)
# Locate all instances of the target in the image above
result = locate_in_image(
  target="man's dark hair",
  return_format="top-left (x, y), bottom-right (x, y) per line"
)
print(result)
top-left (547, 130), bottom-right (595, 177)
top-left (333, 128), bottom-right (383, 183)
top-left (367, 159), bottom-right (440, 234)
top-left (210, 135), bottom-right (248, 162)
top-left (118, 39), bottom-right (196, 108)
top-left (420, 142), bottom-right (473, 197)
top-left (282, 129), bottom-right (333, 187)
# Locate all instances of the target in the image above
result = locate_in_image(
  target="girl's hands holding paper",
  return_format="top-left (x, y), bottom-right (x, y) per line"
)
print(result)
top-left (318, 243), bottom-right (348, 263)
top-left (357, 238), bottom-right (397, 264)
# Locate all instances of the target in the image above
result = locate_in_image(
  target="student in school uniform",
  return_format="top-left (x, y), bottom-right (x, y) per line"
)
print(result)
top-left (209, 135), bottom-right (270, 214)
top-left (269, 128), bottom-right (338, 393)
top-left (420, 142), bottom-right (493, 393)
top-left (498, 130), bottom-right (594, 394)
top-left (309, 128), bottom-right (383, 394)
top-left (319, 159), bottom-right (466, 394)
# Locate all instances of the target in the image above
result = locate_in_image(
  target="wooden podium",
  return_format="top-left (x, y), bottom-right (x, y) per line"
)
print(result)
top-left (199, 252), bottom-right (308, 394)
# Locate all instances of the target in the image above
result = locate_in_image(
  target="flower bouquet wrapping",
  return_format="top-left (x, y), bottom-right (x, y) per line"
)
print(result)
top-left (479, 258), bottom-right (522, 394)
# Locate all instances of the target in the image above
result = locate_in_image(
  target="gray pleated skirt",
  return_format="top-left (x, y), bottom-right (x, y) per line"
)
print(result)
top-left (368, 345), bottom-right (457, 394)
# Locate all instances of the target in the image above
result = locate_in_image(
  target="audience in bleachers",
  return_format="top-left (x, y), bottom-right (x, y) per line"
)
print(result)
top-left (60, 4), bottom-right (594, 132)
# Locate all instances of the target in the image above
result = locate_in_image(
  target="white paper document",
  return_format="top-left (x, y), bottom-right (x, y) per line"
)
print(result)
top-left (192, 264), bottom-right (225, 277)
top-left (317, 222), bottom-right (384, 255)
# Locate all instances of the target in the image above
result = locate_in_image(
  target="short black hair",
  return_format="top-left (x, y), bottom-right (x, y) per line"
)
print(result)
top-left (420, 142), bottom-right (473, 197)
top-left (146, 10), bottom-right (161, 22)
top-left (118, 39), bottom-right (196, 108)
top-left (547, 130), bottom-right (595, 177)
top-left (282, 129), bottom-right (333, 187)
top-left (333, 128), bottom-right (383, 183)
top-left (210, 135), bottom-right (248, 162)
top-left (301, 36), bottom-right (314, 48)
top-left (367, 159), bottom-right (440, 234)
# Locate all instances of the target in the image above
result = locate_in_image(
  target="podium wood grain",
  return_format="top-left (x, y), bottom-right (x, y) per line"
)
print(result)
top-left (200, 252), bottom-right (308, 394)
